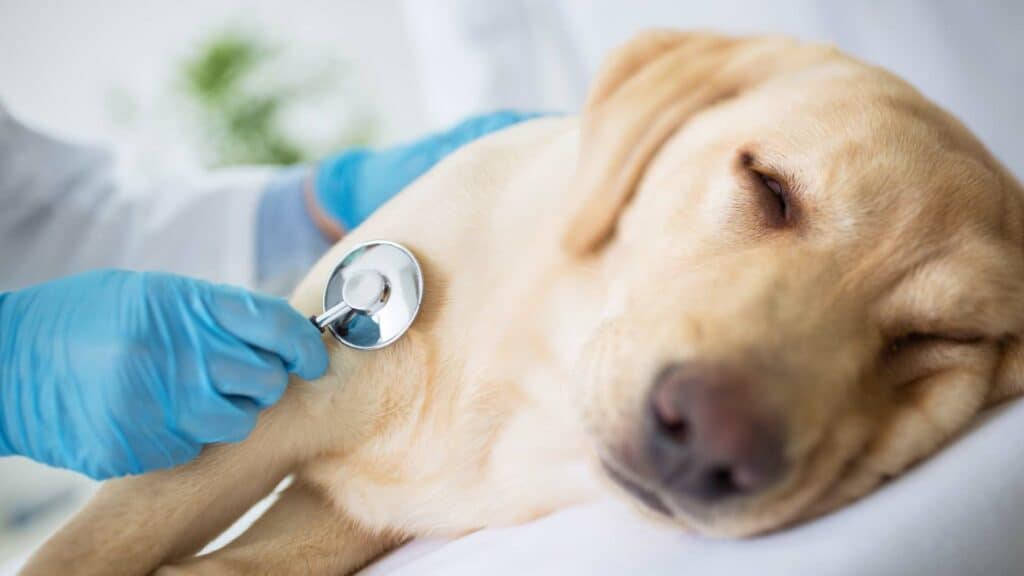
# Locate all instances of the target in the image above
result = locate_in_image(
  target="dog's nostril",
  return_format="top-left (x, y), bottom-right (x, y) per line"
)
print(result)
top-left (709, 465), bottom-right (735, 487)
top-left (660, 417), bottom-right (690, 443)
top-left (707, 465), bottom-right (739, 496)
top-left (650, 372), bottom-right (691, 444)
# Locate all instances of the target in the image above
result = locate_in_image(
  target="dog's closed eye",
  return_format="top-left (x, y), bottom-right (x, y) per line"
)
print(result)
top-left (885, 331), bottom-right (985, 357)
top-left (739, 151), bottom-right (796, 229)
top-left (879, 330), bottom-right (987, 390)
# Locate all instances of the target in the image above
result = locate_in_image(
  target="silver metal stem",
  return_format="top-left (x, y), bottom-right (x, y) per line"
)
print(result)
top-left (312, 301), bottom-right (352, 332)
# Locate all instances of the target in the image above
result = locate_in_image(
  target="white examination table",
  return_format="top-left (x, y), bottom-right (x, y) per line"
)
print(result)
top-left (5, 401), bottom-right (1022, 576)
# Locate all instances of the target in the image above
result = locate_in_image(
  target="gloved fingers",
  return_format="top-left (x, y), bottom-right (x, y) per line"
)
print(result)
top-left (207, 346), bottom-right (290, 408)
top-left (63, 422), bottom-right (139, 480)
top-left (205, 284), bottom-right (329, 381)
top-left (69, 409), bottom-right (200, 479)
top-left (175, 390), bottom-right (261, 445)
top-left (214, 397), bottom-right (262, 444)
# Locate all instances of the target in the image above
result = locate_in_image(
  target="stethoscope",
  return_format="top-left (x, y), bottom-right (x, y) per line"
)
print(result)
top-left (309, 240), bottom-right (424, 350)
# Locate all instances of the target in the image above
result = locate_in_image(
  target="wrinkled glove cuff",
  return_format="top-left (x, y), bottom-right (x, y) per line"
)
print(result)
top-left (255, 167), bottom-right (334, 294)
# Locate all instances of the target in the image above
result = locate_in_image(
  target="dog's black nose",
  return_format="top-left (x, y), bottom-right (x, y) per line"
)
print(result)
top-left (647, 363), bottom-right (786, 503)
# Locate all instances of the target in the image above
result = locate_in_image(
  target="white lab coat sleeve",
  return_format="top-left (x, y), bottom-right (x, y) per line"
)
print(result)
top-left (0, 106), bottom-right (274, 292)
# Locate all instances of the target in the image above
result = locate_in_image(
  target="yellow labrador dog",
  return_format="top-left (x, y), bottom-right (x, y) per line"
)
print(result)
top-left (23, 31), bottom-right (1024, 575)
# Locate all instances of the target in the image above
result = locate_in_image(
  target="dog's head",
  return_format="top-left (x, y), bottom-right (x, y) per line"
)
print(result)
top-left (568, 31), bottom-right (1024, 537)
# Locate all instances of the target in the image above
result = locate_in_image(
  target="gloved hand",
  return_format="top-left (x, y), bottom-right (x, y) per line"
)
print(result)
top-left (315, 110), bottom-right (541, 231)
top-left (0, 270), bottom-right (328, 479)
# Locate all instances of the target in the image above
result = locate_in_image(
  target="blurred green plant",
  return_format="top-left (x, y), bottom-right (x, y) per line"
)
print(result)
top-left (180, 29), bottom-right (375, 167)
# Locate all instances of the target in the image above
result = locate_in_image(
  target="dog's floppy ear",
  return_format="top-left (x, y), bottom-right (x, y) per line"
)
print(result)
top-left (563, 31), bottom-right (836, 254)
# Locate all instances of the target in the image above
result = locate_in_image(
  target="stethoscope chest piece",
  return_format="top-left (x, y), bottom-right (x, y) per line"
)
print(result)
top-left (310, 240), bottom-right (424, 350)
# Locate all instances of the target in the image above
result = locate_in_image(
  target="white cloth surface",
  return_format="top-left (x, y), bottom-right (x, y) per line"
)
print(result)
top-left (359, 400), bottom-right (1024, 576)
top-left (4, 401), bottom-right (1021, 575)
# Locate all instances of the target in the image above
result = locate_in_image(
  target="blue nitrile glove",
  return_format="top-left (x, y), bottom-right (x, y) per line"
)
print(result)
top-left (0, 270), bottom-right (328, 479)
top-left (315, 110), bottom-right (542, 231)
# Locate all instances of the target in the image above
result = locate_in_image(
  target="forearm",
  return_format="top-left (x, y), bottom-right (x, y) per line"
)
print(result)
top-left (254, 167), bottom-right (340, 295)
top-left (304, 171), bottom-right (346, 240)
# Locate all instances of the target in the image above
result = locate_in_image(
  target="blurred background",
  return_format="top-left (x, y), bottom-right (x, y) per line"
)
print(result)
top-left (1, 0), bottom-right (1021, 569)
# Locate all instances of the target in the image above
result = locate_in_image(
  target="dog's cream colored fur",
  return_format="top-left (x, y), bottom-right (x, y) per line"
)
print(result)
top-left (22, 31), bottom-right (1024, 575)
